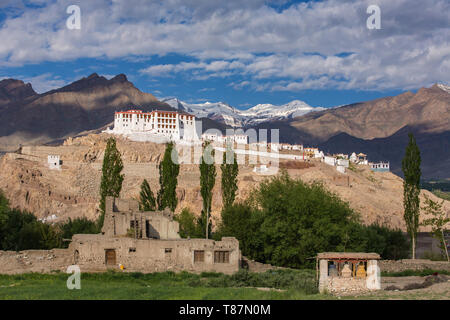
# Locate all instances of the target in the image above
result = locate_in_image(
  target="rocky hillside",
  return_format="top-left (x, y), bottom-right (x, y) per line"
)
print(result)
top-left (0, 133), bottom-right (448, 231)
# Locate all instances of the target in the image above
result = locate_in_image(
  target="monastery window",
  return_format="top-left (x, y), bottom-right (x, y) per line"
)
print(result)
top-left (214, 251), bottom-right (230, 263)
top-left (165, 248), bottom-right (172, 253)
top-left (129, 247), bottom-right (136, 253)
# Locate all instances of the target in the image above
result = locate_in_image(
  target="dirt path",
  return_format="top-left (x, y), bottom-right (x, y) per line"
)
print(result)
top-left (352, 276), bottom-right (450, 300)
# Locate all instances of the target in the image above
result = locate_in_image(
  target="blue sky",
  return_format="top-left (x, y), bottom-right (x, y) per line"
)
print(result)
top-left (0, 0), bottom-right (448, 109)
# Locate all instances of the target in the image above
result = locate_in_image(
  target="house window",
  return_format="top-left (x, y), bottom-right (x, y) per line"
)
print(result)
top-left (194, 250), bottom-right (205, 263)
top-left (214, 251), bottom-right (230, 263)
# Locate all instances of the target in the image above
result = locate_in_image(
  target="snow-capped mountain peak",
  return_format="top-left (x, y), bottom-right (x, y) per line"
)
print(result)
top-left (161, 97), bottom-right (324, 127)
top-left (437, 83), bottom-right (450, 94)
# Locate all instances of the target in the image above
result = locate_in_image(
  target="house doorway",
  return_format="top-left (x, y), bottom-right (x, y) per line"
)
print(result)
top-left (74, 250), bottom-right (79, 264)
top-left (105, 249), bottom-right (116, 266)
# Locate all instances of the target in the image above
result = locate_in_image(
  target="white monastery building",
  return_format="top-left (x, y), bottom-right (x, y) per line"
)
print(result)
top-left (201, 133), bottom-right (249, 144)
top-left (106, 109), bottom-right (200, 143)
top-left (47, 155), bottom-right (61, 170)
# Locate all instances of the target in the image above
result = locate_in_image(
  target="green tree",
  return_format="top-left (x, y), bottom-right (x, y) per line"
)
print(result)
top-left (98, 137), bottom-right (124, 229)
top-left (345, 223), bottom-right (409, 260)
top-left (197, 209), bottom-right (213, 239)
top-left (218, 202), bottom-right (264, 259)
top-left (218, 170), bottom-right (364, 268)
top-left (221, 144), bottom-right (239, 210)
top-left (0, 189), bottom-right (9, 228)
top-left (139, 179), bottom-right (156, 211)
top-left (402, 132), bottom-right (421, 259)
top-left (157, 142), bottom-right (180, 211)
top-left (0, 209), bottom-right (62, 251)
top-left (255, 171), bottom-right (360, 267)
top-left (174, 208), bottom-right (202, 238)
top-left (58, 217), bottom-right (99, 247)
top-left (199, 141), bottom-right (216, 239)
top-left (421, 194), bottom-right (450, 262)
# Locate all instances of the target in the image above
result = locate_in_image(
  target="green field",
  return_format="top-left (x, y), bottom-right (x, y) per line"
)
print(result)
top-left (0, 269), bottom-right (329, 300)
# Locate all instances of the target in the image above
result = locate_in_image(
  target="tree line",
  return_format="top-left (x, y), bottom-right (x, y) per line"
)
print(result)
top-left (0, 190), bottom-right (98, 251)
top-left (99, 137), bottom-right (239, 240)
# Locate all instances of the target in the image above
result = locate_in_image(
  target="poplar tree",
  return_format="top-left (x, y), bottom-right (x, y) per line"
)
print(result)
top-left (139, 179), bottom-right (156, 211)
top-left (200, 141), bottom-right (216, 239)
top-left (157, 142), bottom-right (180, 211)
top-left (221, 144), bottom-right (239, 210)
top-left (421, 195), bottom-right (450, 262)
top-left (401, 133), bottom-right (421, 259)
top-left (98, 137), bottom-right (124, 228)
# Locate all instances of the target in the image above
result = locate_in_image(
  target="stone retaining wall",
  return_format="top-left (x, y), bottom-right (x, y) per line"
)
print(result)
top-left (327, 277), bottom-right (369, 295)
top-left (379, 259), bottom-right (450, 273)
top-left (241, 256), bottom-right (285, 273)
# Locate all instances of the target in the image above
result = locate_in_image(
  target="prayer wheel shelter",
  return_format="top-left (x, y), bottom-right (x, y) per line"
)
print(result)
top-left (317, 252), bottom-right (381, 294)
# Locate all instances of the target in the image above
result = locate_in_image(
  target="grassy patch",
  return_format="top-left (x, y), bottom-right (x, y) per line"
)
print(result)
top-left (432, 190), bottom-right (450, 201)
top-left (0, 269), bottom-right (325, 300)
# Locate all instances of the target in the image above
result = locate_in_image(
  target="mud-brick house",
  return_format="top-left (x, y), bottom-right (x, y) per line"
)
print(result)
top-left (69, 197), bottom-right (240, 274)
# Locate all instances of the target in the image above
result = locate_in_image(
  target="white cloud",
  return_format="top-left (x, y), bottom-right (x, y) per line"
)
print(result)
top-left (0, 0), bottom-right (448, 91)
top-left (20, 73), bottom-right (68, 93)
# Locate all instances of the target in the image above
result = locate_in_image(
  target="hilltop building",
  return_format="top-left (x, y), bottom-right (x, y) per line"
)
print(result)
top-left (350, 152), bottom-right (368, 165)
top-left (370, 162), bottom-right (390, 172)
top-left (304, 147), bottom-right (324, 158)
top-left (47, 155), bottom-right (61, 170)
top-left (202, 132), bottom-right (249, 144)
top-left (105, 109), bottom-right (200, 143)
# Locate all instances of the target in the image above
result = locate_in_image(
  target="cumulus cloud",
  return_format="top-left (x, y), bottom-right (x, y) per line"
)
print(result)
top-left (21, 73), bottom-right (68, 93)
top-left (0, 0), bottom-right (448, 91)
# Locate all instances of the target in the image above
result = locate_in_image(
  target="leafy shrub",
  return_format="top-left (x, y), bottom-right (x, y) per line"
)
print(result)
top-left (203, 269), bottom-right (318, 294)
top-left (217, 172), bottom-right (410, 267)
top-left (174, 208), bottom-right (203, 238)
top-left (58, 217), bottom-right (99, 245)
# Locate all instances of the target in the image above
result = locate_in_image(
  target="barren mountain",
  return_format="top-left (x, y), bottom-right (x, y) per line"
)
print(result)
top-left (288, 84), bottom-right (450, 142)
top-left (0, 73), bottom-right (166, 151)
top-left (0, 79), bottom-right (37, 105)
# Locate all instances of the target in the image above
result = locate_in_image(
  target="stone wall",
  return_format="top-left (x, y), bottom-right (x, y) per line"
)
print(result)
top-left (326, 277), bottom-right (368, 295)
top-left (241, 256), bottom-right (285, 273)
top-left (379, 259), bottom-right (450, 273)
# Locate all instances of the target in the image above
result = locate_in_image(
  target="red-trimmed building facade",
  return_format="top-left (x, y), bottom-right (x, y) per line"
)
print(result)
top-left (112, 109), bottom-right (199, 141)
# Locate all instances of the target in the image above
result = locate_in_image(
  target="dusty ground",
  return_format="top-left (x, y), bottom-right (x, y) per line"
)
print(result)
top-left (0, 133), bottom-right (448, 231)
top-left (354, 275), bottom-right (450, 300)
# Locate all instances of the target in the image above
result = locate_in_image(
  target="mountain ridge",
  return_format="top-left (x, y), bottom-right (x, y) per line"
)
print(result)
top-left (161, 97), bottom-right (325, 127)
